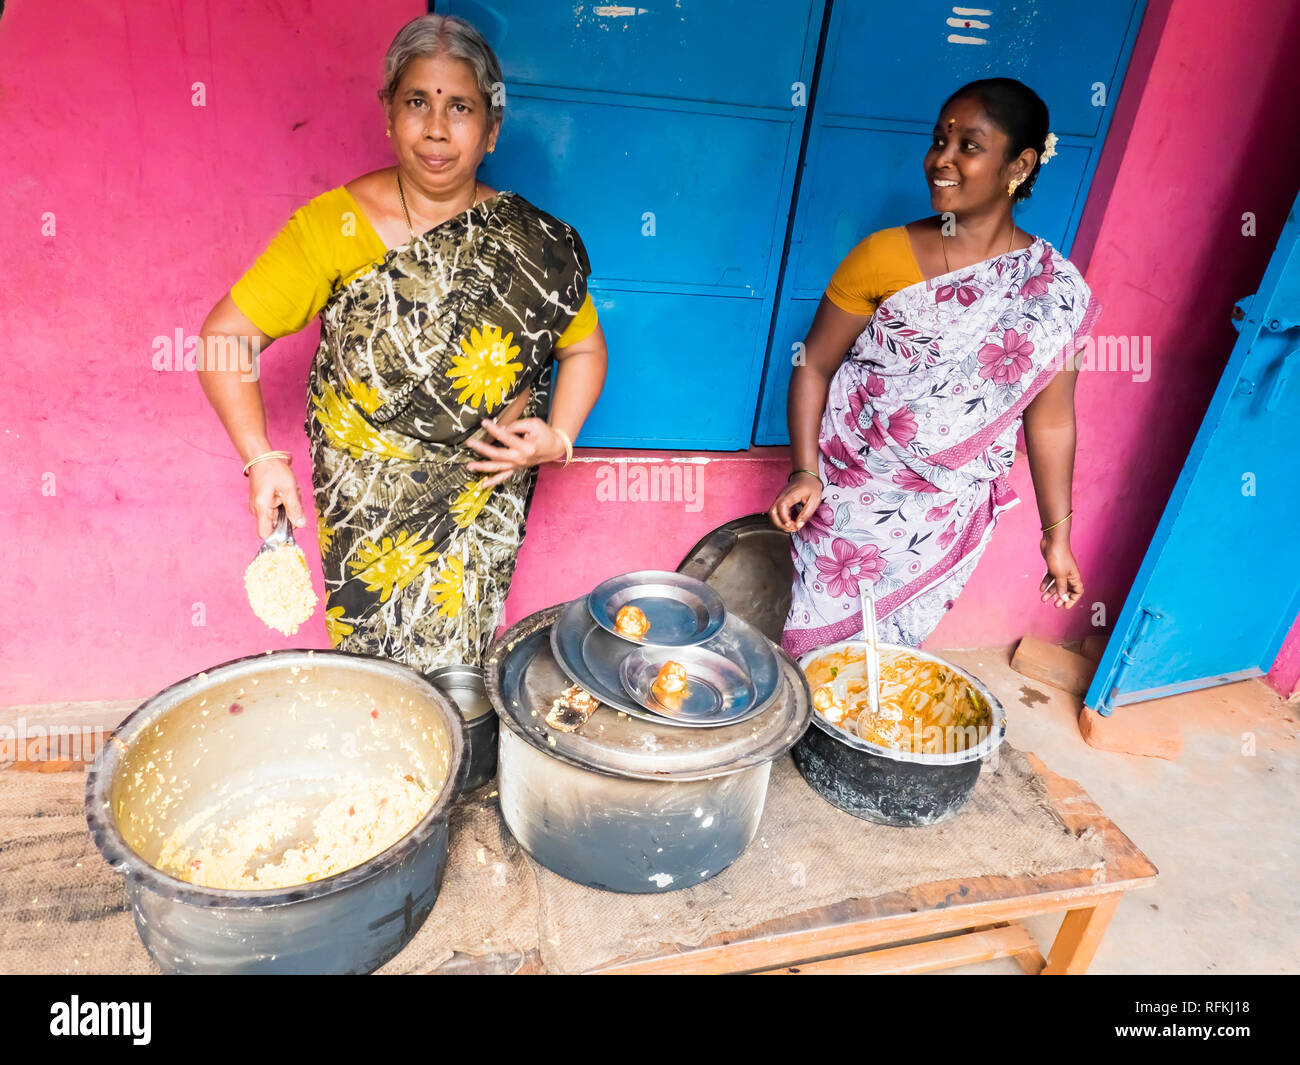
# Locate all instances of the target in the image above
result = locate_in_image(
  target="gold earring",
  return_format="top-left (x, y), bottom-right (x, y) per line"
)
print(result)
top-left (1008, 177), bottom-right (1022, 197)
top-left (386, 129), bottom-right (392, 138)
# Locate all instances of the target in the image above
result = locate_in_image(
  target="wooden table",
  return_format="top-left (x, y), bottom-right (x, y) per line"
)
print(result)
top-left (444, 753), bottom-right (1156, 975)
top-left (6, 710), bottom-right (1155, 976)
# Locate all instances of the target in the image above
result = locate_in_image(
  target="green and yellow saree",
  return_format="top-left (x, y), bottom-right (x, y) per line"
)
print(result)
top-left (307, 192), bottom-right (589, 671)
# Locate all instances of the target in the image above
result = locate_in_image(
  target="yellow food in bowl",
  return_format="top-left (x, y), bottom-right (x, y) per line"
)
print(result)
top-left (804, 648), bottom-right (991, 754)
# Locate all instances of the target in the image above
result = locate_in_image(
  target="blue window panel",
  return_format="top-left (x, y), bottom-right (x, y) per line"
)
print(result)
top-left (580, 287), bottom-right (773, 449)
top-left (449, 0), bottom-right (819, 110)
top-left (753, 0), bottom-right (1147, 446)
top-left (484, 94), bottom-right (798, 291)
top-left (1086, 191), bottom-right (1300, 712)
top-left (822, 1), bottom-right (1142, 137)
top-left (442, 0), bottom-right (827, 449)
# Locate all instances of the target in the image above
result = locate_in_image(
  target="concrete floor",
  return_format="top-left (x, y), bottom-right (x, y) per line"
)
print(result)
top-left (939, 645), bottom-right (1300, 975)
top-left (5, 648), bottom-right (1297, 975)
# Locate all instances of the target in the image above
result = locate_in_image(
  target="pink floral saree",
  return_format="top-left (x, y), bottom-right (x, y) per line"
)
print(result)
top-left (782, 237), bottom-right (1100, 654)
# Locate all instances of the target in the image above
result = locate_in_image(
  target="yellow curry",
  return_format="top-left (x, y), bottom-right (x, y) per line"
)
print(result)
top-left (803, 647), bottom-right (992, 754)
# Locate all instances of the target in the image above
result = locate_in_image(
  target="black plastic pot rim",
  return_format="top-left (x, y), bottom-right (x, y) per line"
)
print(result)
top-left (84, 648), bottom-right (468, 910)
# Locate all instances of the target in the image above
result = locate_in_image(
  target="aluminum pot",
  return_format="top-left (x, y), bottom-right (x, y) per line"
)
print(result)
top-left (793, 641), bottom-right (1007, 827)
top-left (426, 664), bottom-right (498, 792)
top-left (85, 649), bottom-right (467, 974)
top-left (497, 728), bottom-right (771, 893)
top-left (485, 604), bottom-right (811, 894)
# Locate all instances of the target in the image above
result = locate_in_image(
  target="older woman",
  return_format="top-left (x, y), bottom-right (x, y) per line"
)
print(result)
top-left (198, 14), bottom-right (607, 670)
top-left (772, 78), bottom-right (1099, 653)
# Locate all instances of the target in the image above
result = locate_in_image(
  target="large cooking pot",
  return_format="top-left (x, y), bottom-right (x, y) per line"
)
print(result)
top-left (85, 649), bottom-right (467, 974)
top-left (793, 641), bottom-right (1007, 826)
top-left (485, 605), bottom-right (811, 894)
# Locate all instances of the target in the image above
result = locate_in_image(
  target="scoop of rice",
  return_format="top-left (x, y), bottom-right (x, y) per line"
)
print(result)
top-left (244, 544), bottom-right (318, 635)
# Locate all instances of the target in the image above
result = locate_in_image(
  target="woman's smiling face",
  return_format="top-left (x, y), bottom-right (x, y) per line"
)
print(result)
top-left (387, 54), bottom-right (498, 196)
top-left (924, 95), bottom-right (1029, 215)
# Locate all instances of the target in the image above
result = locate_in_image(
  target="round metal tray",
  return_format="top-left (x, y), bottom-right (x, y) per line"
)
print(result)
top-left (488, 604), bottom-right (812, 781)
top-left (621, 645), bottom-right (758, 725)
top-left (550, 598), bottom-right (662, 722)
top-left (587, 570), bottom-right (726, 646)
top-left (553, 597), bottom-right (784, 728)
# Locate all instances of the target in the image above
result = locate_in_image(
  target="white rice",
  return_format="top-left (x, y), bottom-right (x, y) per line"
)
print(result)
top-left (157, 772), bottom-right (435, 890)
top-left (244, 544), bottom-right (318, 635)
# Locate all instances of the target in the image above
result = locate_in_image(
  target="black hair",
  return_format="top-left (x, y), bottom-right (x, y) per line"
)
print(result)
top-left (941, 78), bottom-right (1050, 203)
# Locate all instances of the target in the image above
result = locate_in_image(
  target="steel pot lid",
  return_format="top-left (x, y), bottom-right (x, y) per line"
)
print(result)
top-left (485, 605), bottom-right (812, 782)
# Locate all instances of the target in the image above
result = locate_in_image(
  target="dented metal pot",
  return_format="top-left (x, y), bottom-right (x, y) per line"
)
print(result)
top-left (484, 604), bottom-right (811, 893)
top-left (85, 650), bottom-right (467, 974)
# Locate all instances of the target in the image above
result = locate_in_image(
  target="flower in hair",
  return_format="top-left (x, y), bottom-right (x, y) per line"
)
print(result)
top-left (1040, 132), bottom-right (1058, 165)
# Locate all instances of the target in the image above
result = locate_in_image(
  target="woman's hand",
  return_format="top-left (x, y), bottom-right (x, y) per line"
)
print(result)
top-left (465, 417), bottom-right (566, 489)
top-left (769, 472), bottom-right (822, 534)
top-left (248, 459), bottom-right (308, 539)
top-left (1039, 534), bottom-right (1084, 608)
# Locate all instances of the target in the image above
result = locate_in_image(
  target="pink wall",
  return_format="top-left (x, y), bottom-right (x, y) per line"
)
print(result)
top-left (4, 0), bottom-right (1299, 704)
top-left (1, 0), bottom-right (421, 703)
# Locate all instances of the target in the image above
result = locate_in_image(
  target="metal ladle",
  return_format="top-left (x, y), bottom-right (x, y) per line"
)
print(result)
top-left (855, 591), bottom-right (883, 741)
top-left (255, 504), bottom-right (297, 557)
top-left (823, 590), bottom-right (884, 738)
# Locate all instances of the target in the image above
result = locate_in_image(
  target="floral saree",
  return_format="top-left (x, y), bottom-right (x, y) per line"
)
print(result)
top-left (308, 192), bottom-right (589, 671)
top-left (782, 238), bottom-right (1100, 654)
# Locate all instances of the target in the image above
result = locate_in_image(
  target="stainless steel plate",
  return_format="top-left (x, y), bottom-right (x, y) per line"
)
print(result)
top-left (487, 604), bottom-right (814, 781)
top-left (549, 598), bottom-right (662, 723)
top-left (621, 646), bottom-right (758, 725)
top-left (587, 570), bottom-right (726, 646)
top-left (581, 624), bottom-right (640, 703)
top-left (699, 611), bottom-right (782, 717)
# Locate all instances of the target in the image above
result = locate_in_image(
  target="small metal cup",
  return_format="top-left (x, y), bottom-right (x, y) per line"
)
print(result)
top-left (426, 665), bottom-right (498, 792)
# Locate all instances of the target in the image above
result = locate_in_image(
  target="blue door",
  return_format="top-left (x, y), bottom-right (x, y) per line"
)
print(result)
top-left (1086, 190), bottom-right (1300, 714)
top-left (439, 0), bottom-right (826, 449)
top-left (752, 0), bottom-right (1148, 444)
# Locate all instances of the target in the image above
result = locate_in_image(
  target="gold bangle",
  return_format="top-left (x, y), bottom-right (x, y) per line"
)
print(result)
top-left (791, 468), bottom-right (822, 486)
top-left (551, 426), bottom-right (573, 467)
top-left (1041, 509), bottom-right (1073, 533)
top-left (242, 450), bottom-right (291, 477)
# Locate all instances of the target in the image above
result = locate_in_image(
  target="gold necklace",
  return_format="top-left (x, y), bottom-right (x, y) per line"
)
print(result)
top-left (396, 171), bottom-right (480, 239)
top-left (940, 219), bottom-right (1016, 274)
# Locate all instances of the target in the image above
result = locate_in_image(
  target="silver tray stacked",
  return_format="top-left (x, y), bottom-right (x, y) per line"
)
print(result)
top-left (549, 570), bottom-right (783, 728)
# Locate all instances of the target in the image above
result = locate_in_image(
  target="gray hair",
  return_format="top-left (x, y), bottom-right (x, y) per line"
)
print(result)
top-left (378, 14), bottom-right (504, 122)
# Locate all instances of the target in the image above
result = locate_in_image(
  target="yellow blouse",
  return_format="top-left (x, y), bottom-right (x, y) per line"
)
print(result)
top-left (230, 186), bottom-right (599, 345)
top-left (824, 226), bottom-right (925, 318)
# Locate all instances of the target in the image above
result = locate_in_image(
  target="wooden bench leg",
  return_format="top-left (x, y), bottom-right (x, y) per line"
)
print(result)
top-left (1041, 894), bottom-right (1121, 974)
